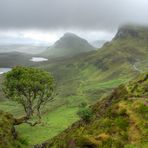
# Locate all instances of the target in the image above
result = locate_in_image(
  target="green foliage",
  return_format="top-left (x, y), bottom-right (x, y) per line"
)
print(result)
top-left (138, 103), bottom-right (148, 114)
top-left (77, 102), bottom-right (92, 122)
top-left (114, 117), bottom-right (129, 130)
top-left (3, 66), bottom-right (55, 121)
top-left (137, 103), bottom-right (148, 119)
top-left (99, 118), bottom-right (112, 129)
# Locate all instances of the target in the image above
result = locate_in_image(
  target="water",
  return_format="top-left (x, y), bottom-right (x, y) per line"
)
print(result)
top-left (30, 57), bottom-right (48, 62)
top-left (0, 68), bottom-right (12, 75)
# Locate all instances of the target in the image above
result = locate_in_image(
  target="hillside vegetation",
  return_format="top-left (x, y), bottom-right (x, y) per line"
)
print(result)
top-left (38, 72), bottom-right (148, 148)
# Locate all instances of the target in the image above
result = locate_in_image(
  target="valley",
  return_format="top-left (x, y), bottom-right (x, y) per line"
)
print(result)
top-left (0, 1), bottom-right (148, 147)
top-left (0, 25), bottom-right (148, 147)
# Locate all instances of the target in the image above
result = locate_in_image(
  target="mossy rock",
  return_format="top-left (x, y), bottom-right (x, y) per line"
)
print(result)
top-left (0, 111), bottom-right (26, 148)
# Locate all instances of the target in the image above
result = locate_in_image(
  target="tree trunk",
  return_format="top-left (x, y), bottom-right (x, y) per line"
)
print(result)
top-left (37, 107), bottom-right (42, 123)
top-left (26, 105), bottom-right (34, 118)
top-left (14, 116), bottom-right (29, 125)
top-left (14, 116), bottom-right (40, 126)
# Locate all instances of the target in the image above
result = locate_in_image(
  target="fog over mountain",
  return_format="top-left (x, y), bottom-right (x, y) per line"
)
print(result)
top-left (0, 0), bottom-right (148, 47)
top-left (0, 0), bottom-right (148, 30)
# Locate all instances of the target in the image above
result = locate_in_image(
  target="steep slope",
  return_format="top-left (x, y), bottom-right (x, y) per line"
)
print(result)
top-left (37, 73), bottom-right (148, 148)
top-left (42, 33), bottom-right (95, 57)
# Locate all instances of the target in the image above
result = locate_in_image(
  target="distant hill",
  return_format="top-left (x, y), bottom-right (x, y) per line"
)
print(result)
top-left (0, 52), bottom-right (32, 67)
top-left (42, 33), bottom-right (95, 57)
top-left (0, 44), bottom-right (47, 54)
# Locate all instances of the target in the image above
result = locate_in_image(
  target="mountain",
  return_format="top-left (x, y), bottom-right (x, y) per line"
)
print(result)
top-left (39, 25), bottom-right (148, 103)
top-left (114, 25), bottom-right (148, 40)
top-left (42, 33), bottom-right (95, 57)
top-left (37, 73), bottom-right (148, 148)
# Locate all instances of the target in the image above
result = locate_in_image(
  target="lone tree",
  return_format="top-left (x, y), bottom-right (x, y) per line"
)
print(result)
top-left (3, 66), bottom-right (55, 125)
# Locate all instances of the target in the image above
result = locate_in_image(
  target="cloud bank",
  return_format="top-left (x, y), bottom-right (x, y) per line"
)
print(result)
top-left (0, 0), bottom-right (148, 31)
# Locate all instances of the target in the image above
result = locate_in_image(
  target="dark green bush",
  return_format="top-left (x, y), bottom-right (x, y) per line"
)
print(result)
top-left (77, 103), bottom-right (92, 122)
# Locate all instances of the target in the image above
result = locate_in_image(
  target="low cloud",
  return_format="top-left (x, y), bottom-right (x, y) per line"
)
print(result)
top-left (0, 0), bottom-right (148, 31)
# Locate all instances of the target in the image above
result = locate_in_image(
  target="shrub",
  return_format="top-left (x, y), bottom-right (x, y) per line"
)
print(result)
top-left (77, 103), bottom-right (92, 122)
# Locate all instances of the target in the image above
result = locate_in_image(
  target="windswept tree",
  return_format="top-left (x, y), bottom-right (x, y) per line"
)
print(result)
top-left (3, 66), bottom-right (55, 125)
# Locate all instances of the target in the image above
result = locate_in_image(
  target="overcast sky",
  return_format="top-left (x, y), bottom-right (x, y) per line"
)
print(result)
top-left (0, 0), bottom-right (148, 45)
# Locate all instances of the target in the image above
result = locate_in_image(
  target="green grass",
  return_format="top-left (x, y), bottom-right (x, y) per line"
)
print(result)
top-left (81, 78), bottom-right (126, 91)
top-left (0, 100), bottom-right (79, 145)
top-left (16, 106), bottom-right (79, 145)
top-left (0, 100), bottom-right (24, 117)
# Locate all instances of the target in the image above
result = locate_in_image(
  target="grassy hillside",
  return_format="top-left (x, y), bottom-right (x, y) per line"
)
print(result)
top-left (40, 73), bottom-right (148, 148)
